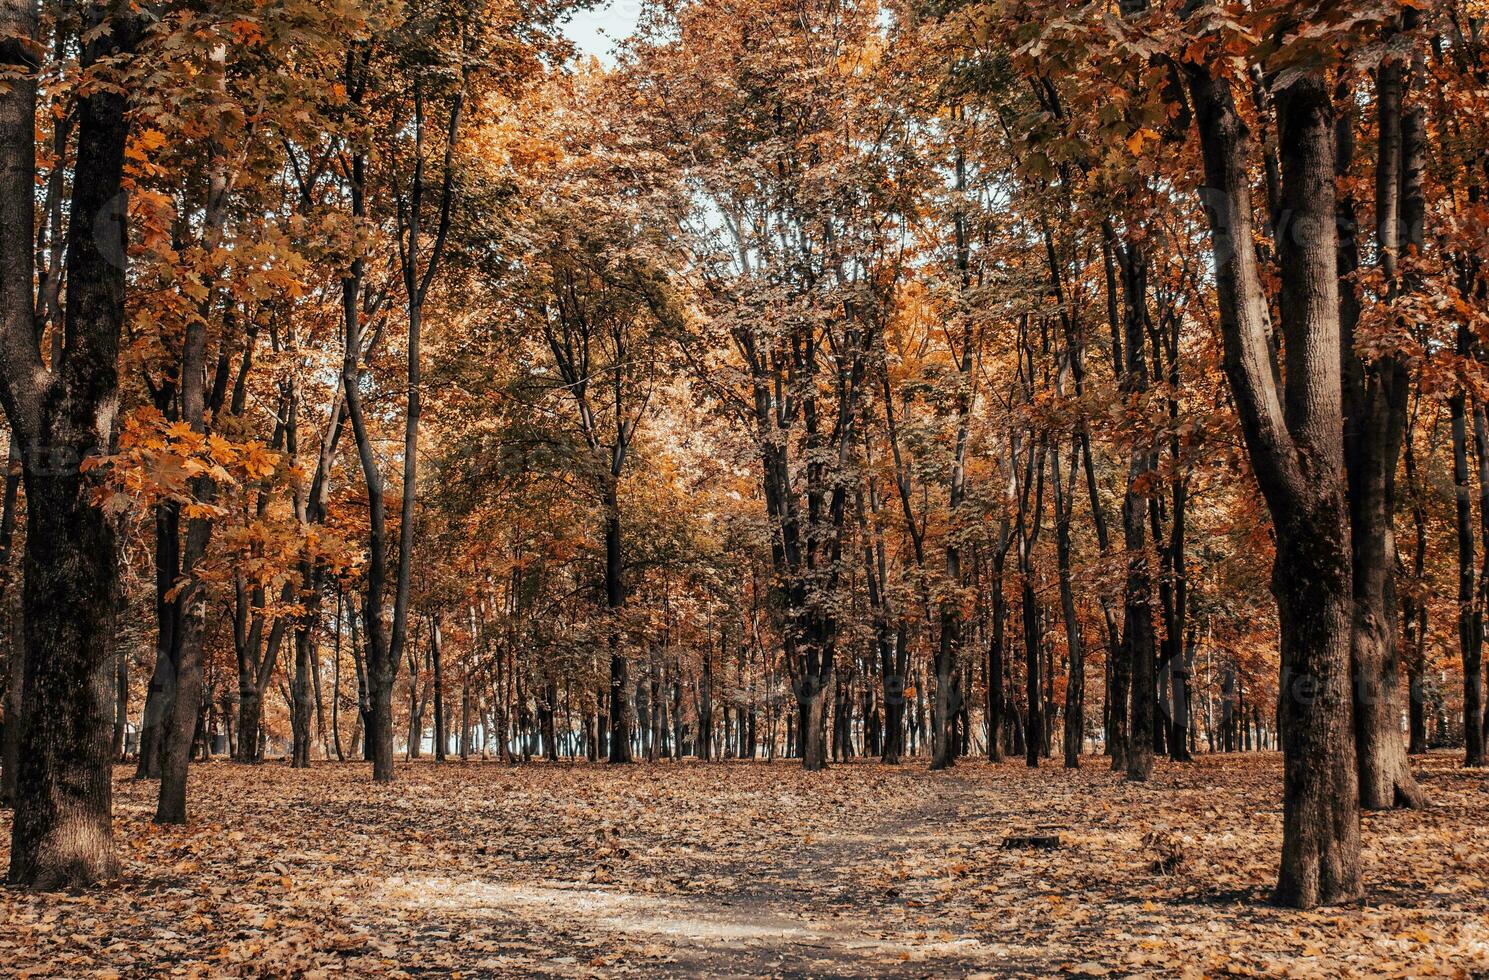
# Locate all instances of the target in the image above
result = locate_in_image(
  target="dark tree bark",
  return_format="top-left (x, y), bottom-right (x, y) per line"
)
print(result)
top-left (1113, 237), bottom-right (1155, 782)
top-left (1185, 61), bottom-right (1362, 908)
top-left (1402, 418), bottom-right (1430, 756)
top-left (290, 625), bottom-right (314, 769)
top-left (340, 58), bottom-right (461, 784)
top-left (0, 435), bottom-right (22, 804)
top-left (0, 5), bottom-right (140, 887)
top-left (985, 546), bottom-right (1007, 763)
top-left (931, 133), bottom-right (976, 771)
top-left (137, 500), bottom-right (180, 778)
top-left (1053, 441), bottom-right (1085, 768)
top-left (1451, 382), bottom-right (1484, 767)
top-left (431, 614), bottom-right (446, 761)
top-left (603, 481), bottom-right (632, 763)
top-left (698, 631), bottom-right (713, 760)
top-left (1338, 39), bottom-right (1426, 809)
top-left (1020, 439), bottom-right (1046, 769)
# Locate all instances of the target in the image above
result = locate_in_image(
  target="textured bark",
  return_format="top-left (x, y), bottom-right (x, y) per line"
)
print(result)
top-left (154, 511), bottom-right (208, 823)
top-left (0, 442), bottom-right (21, 806)
top-left (156, 299), bottom-right (215, 819)
top-left (1169, 630), bottom-right (1194, 762)
top-left (800, 678), bottom-right (829, 772)
top-left (1, 5), bottom-right (138, 887)
top-left (1187, 63), bottom-right (1361, 908)
top-left (1338, 44), bottom-right (1425, 810)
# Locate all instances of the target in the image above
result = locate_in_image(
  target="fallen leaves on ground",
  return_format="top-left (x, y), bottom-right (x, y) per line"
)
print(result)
top-left (1, 751), bottom-right (1486, 977)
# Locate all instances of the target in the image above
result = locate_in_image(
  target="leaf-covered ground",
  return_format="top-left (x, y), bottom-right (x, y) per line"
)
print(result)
top-left (1, 752), bottom-right (1486, 978)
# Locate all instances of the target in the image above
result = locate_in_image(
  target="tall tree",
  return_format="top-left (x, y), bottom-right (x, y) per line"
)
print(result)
top-left (1183, 46), bottom-right (1361, 908)
top-left (0, 1), bottom-right (141, 887)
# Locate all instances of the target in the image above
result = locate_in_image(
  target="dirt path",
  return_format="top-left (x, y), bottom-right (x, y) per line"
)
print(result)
top-left (358, 765), bottom-right (995, 976)
top-left (391, 769), bottom-right (1000, 977)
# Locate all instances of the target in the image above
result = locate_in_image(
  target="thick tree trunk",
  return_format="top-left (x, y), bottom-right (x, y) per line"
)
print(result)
top-left (882, 624), bottom-right (907, 765)
top-left (1187, 63), bottom-right (1362, 908)
top-left (930, 604), bottom-right (959, 771)
top-left (0, 434), bottom-right (18, 792)
top-left (800, 677), bottom-right (829, 772)
top-left (1272, 502), bottom-right (1361, 907)
top-left (236, 689), bottom-right (262, 764)
top-left (1272, 76), bottom-right (1363, 908)
top-left (8, 475), bottom-right (121, 885)
top-left (0, 592), bottom-right (20, 808)
top-left (369, 676), bottom-right (395, 780)
top-left (1, 6), bottom-right (138, 887)
top-left (1168, 630), bottom-right (1194, 762)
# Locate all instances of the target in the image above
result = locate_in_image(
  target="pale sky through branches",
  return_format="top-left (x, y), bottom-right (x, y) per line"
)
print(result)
top-left (564, 0), bottom-right (643, 64)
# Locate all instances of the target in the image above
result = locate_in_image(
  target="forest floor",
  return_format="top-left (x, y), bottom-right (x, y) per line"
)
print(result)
top-left (0, 752), bottom-right (1486, 978)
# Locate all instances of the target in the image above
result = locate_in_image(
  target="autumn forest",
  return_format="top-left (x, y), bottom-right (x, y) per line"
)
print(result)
top-left (1, 0), bottom-right (1488, 975)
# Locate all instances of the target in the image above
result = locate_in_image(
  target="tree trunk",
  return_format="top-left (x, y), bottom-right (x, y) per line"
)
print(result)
top-left (1186, 63), bottom-right (1362, 907)
top-left (1, 6), bottom-right (139, 887)
top-left (1338, 43), bottom-right (1425, 809)
top-left (290, 625), bottom-right (314, 769)
top-left (1169, 629), bottom-right (1194, 762)
top-left (155, 511), bottom-right (209, 823)
top-left (1451, 390), bottom-right (1485, 766)
top-left (1022, 578), bottom-right (1042, 769)
top-left (604, 485), bottom-right (632, 763)
top-left (1053, 444), bottom-right (1085, 768)
top-left (431, 615), bottom-right (446, 761)
top-left (137, 503), bottom-right (180, 779)
top-left (0, 591), bottom-right (21, 808)
top-left (800, 674), bottom-right (829, 772)
top-left (1115, 238), bottom-right (1155, 782)
top-left (698, 637), bottom-right (712, 761)
top-left (1398, 395), bottom-right (1431, 756)
top-left (986, 559), bottom-right (1005, 762)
